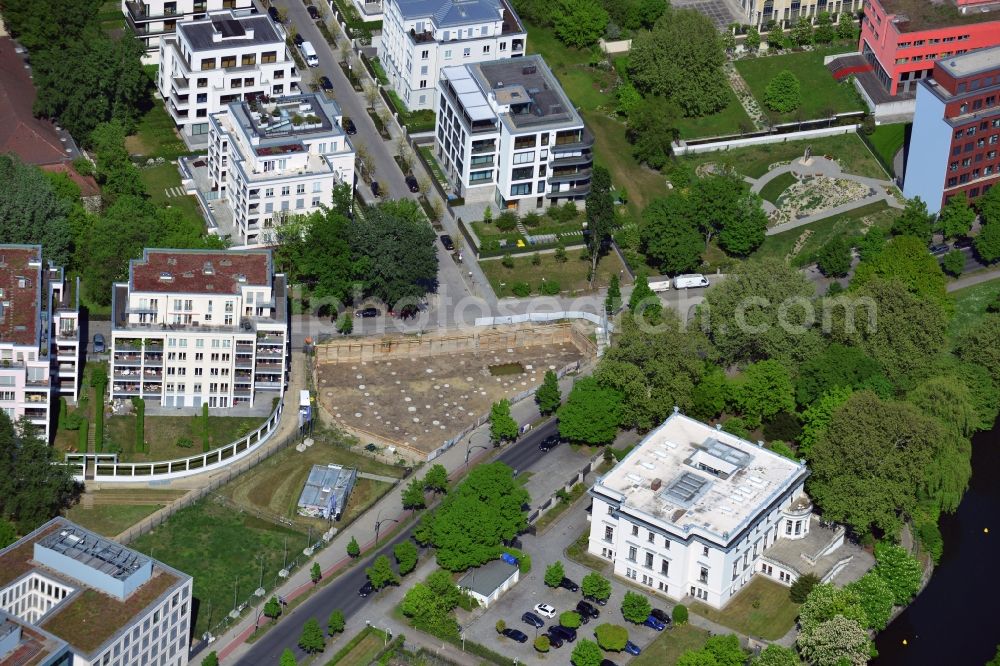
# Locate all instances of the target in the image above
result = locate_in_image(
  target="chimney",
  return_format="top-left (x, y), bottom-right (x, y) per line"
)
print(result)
top-left (651, 478), bottom-right (662, 491)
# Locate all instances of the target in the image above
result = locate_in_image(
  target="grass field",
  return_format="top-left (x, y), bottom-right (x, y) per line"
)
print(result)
top-left (681, 132), bottom-right (888, 180)
top-left (868, 123), bottom-right (908, 173)
top-left (632, 623), bottom-right (712, 666)
top-left (65, 504), bottom-right (164, 537)
top-left (481, 249), bottom-right (631, 297)
top-left (689, 577), bottom-right (800, 640)
top-left (140, 163), bottom-right (205, 228)
top-left (674, 86), bottom-right (755, 140)
top-left (526, 26), bottom-right (615, 113)
top-left (734, 47), bottom-right (865, 123)
top-left (754, 200), bottom-right (899, 266)
top-left (759, 172), bottom-right (798, 203)
top-left (949, 279), bottom-right (1000, 340)
top-left (104, 413), bottom-right (268, 462)
top-left (126, 104), bottom-right (192, 161)
top-left (330, 630), bottom-right (384, 666)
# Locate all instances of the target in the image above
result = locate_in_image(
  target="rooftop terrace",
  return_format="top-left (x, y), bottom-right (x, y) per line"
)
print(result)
top-left (0, 245), bottom-right (41, 348)
top-left (878, 0), bottom-right (1000, 32)
top-left (179, 11), bottom-right (283, 50)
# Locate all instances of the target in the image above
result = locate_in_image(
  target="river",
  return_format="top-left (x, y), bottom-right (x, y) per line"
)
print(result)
top-left (874, 418), bottom-right (1000, 665)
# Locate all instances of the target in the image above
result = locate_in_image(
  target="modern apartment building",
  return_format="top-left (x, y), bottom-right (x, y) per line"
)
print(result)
top-left (435, 55), bottom-right (593, 211)
top-left (0, 518), bottom-right (192, 666)
top-left (904, 46), bottom-right (1000, 213)
top-left (206, 92), bottom-right (355, 246)
top-left (348, 0), bottom-right (385, 24)
top-left (122, 0), bottom-right (255, 64)
top-left (740, 0), bottom-right (861, 28)
top-left (157, 11), bottom-right (300, 142)
top-left (110, 249), bottom-right (288, 411)
top-left (0, 245), bottom-right (79, 442)
top-left (379, 0), bottom-right (526, 111)
top-left (587, 412), bottom-right (818, 609)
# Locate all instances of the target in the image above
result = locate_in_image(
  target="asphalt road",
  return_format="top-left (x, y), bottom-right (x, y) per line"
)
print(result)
top-left (234, 418), bottom-right (560, 664)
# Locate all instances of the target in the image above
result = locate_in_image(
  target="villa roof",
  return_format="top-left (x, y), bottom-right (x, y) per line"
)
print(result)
top-left (0, 38), bottom-right (70, 166)
top-left (129, 249), bottom-right (272, 294)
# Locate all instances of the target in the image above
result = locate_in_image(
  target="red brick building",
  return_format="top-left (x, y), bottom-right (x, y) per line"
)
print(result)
top-left (903, 46), bottom-right (1000, 213)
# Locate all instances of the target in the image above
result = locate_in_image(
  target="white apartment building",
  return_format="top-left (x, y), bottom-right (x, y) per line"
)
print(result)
top-left (158, 11), bottom-right (300, 142)
top-left (436, 55), bottom-right (593, 211)
top-left (207, 92), bottom-right (355, 246)
top-left (122, 0), bottom-right (255, 64)
top-left (0, 518), bottom-right (192, 666)
top-left (110, 249), bottom-right (288, 411)
top-left (588, 411), bottom-right (816, 610)
top-left (0, 245), bottom-right (79, 443)
top-left (379, 0), bottom-right (526, 111)
top-left (347, 0), bottom-right (385, 24)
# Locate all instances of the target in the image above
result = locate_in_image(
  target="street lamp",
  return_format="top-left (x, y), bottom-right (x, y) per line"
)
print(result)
top-left (465, 441), bottom-right (488, 467)
top-left (374, 509), bottom-right (400, 546)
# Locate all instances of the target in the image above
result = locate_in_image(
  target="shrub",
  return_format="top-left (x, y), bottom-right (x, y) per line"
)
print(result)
top-left (531, 252), bottom-right (542, 266)
top-left (496, 211), bottom-right (518, 231)
top-left (559, 611), bottom-right (582, 629)
top-left (554, 245), bottom-right (568, 262)
top-left (722, 416), bottom-right (750, 439)
top-left (544, 561), bottom-right (565, 587)
top-left (790, 572), bottom-right (821, 603)
top-left (621, 591), bottom-right (651, 624)
top-left (77, 418), bottom-right (88, 452)
top-left (495, 619), bottom-right (506, 634)
top-left (539, 280), bottom-right (561, 296)
top-left (511, 282), bottom-right (531, 297)
top-left (64, 410), bottom-right (84, 430)
top-left (672, 604), bottom-right (688, 625)
top-left (534, 635), bottom-right (550, 652)
top-left (176, 437), bottom-right (194, 448)
top-left (594, 623), bottom-right (628, 651)
top-left (523, 212), bottom-right (542, 228)
top-left (764, 70), bottom-right (801, 112)
top-left (483, 206), bottom-right (493, 223)
top-left (501, 253), bottom-right (515, 269)
top-left (942, 249), bottom-right (965, 276)
top-left (767, 440), bottom-right (798, 460)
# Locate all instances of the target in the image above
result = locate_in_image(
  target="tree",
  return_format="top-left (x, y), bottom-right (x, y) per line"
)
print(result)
top-left (366, 554), bottom-right (399, 589)
top-left (672, 604), bottom-right (689, 625)
top-left (641, 195), bottom-right (704, 275)
top-left (202, 652), bottom-right (220, 666)
top-left (328, 609), bottom-right (346, 635)
top-left (489, 399), bottom-right (518, 445)
top-left (560, 611), bottom-right (582, 629)
top-left (858, 225), bottom-right (887, 261)
top-left (0, 519), bottom-right (14, 549)
top-left (495, 619), bottom-right (506, 634)
top-left (789, 572), bottom-right (820, 603)
top-left (797, 615), bottom-right (873, 666)
top-left (263, 596), bottom-right (282, 621)
top-left (581, 572), bottom-right (612, 602)
top-left (402, 477), bottom-right (426, 510)
top-left (874, 542), bottom-right (923, 605)
top-left (795, 344), bottom-right (884, 406)
top-left (975, 217), bottom-right (1000, 262)
top-left (691, 172), bottom-right (767, 256)
top-left (553, 0), bottom-right (609, 48)
top-left (626, 96), bottom-right (679, 169)
top-left (394, 540), bottom-right (419, 576)
top-left (616, 82), bottom-right (643, 117)
top-left (691, 367), bottom-right (728, 421)
top-left (978, 181), bottom-right (1000, 224)
top-left (703, 635), bottom-right (748, 666)
top-left (621, 591), bottom-right (652, 623)
top-left (814, 12), bottom-right (836, 43)
top-left (941, 248), bottom-right (965, 276)
top-left (752, 644), bottom-right (799, 666)
top-left (298, 618), bottom-right (326, 653)
top-left (799, 386), bottom-right (853, 457)
top-left (279, 649), bottom-right (297, 666)
top-left (908, 374), bottom-right (979, 437)
top-left (0, 156), bottom-right (73, 267)
top-left (310, 562), bottom-right (322, 584)
top-left (845, 571), bottom-right (895, 630)
top-left (938, 193), bottom-right (976, 239)
top-left (730, 360), bottom-right (795, 427)
top-left (798, 583), bottom-right (867, 633)
top-left (837, 12), bottom-right (856, 39)
top-left (816, 235), bottom-right (852, 277)
top-left (763, 70), bottom-right (801, 113)
top-left (571, 639), bottom-right (604, 666)
top-left (595, 623), bottom-right (628, 651)
top-left (791, 16), bottom-right (813, 46)
top-left (586, 166), bottom-right (616, 283)
top-left (629, 9), bottom-right (728, 117)
top-left (605, 274), bottom-right (622, 315)
top-left (347, 536), bottom-right (361, 558)
top-left (626, 273), bottom-right (663, 325)
top-left (534, 635), bottom-right (551, 652)
top-left (544, 561), bottom-right (565, 587)
top-left (423, 464), bottom-right (450, 494)
top-left (558, 377), bottom-right (622, 444)
top-left (893, 197), bottom-right (934, 242)
top-left (745, 26), bottom-right (762, 52)
top-left (958, 314), bottom-right (1000, 384)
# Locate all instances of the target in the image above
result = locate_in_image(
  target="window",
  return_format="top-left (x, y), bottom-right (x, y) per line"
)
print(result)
top-left (511, 183), bottom-right (532, 196)
top-left (296, 183), bottom-right (305, 195)
top-left (421, 50), bottom-right (429, 60)
top-left (732, 562), bottom-right (739, 581)
top-left (604, 526), bottom-right (614, 541)
top-left (785, 520), bottom-right (793, 535)
top-left (419, 79), bottom-right (427, 89)
top-left (699, 567), bottom-right (709, 584)
top-left (483, 44), bottom-right (490, 54)
top-left (241, 54), bottom-right (255, 67)
top-left (262, 51), bottom-right (277, 63)
top-left (511, 166), bottom-right (533, 180)
top-left (444, 49), bottom-right (452, 59)
top-left (647, 531), bottom-right (655, 543)
top-left (702, 546), bottom-right (709, 557)
top-left (627, 546), bottom-right (637, 562)
top-left (221, 56), bottom-right (237, 69)
top-left (513, 151), bottom-right (534, 165)
top-left (644, 552), bottom-right (653, 569)
top-left (463, 47), bottom-right (471, 57)
top-left (631, 525), bottom-right (639, 536)
top-left (200, 58), bottom-right (216, 70)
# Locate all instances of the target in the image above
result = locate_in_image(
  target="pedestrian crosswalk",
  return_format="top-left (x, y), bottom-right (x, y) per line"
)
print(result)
top-left (164, 186), bottom-right (186, 198)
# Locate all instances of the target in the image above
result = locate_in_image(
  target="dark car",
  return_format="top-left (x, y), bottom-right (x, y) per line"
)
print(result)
top-left (358, 580), bottom-right (374, 597)
top-left (293, 33), bottom-right (304, 46)
top-left (92, 333), bottom-right (106, 354)
top-left (354, 307), bottom-right (380, 318)
top-left (929, 243), bottom-right (950, 255)
top-left (600, 661), bottom-right (619, 666)
top-left (405, 174), bottom-right (420, 192)
top-left (319, 76), bottom-right (333, 91)
top-left (559, 577), bottom-right (579, 593)
top-left (342, 117), bottom-right (357, 135)
top-left (440, 234), bottom-right (455, 251)
top-left (549, 625), bottom-right (576, 643)
top-left (584, 593), bottom-right (609, 607)
top-left (624, 640), bottom-right (641, 656)
top-left (546, 631), bottom-right (564, 649)
top-left (370, 180), bottom-right (381, 197)
top-left (539, 435), bottom-right (559, 452)
top-left (650, 608), bottom-right (672, 627)
top-left (307, 5), bottom-right (320, 19)
top-left (502, 628), bottom-right (528, 643)
top-left (576, 600), bottom-right (600, 619)
top-left (955, 237), bottom-right (974, 249)
top-left (643, 614), bottom-right (666, 631)
top-left (267, 5), bottom-right (280, 21)
top-left (521, 611), bottom-right (544, 628)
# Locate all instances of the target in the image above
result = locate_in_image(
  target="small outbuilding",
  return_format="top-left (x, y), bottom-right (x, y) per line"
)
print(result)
top-left (296, 464), bottom-right (357, 520)
top-left (457, 559), bottom-right (519, 609)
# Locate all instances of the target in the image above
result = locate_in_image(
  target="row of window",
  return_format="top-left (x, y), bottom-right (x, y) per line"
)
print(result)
top-left (895, 50), bottom-right (968, 65)
top-left (164, 383), bottom-right (232, 393)
top-left (199, 51), bottom-right (279, 71)
top-left (898, 35), bottom-right (971, 49)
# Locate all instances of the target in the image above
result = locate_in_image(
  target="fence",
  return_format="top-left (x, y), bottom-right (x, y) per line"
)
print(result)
top-left (66, 400), bottom-right (285, 483)
top-left (673, 123), bottom-right (862, 155)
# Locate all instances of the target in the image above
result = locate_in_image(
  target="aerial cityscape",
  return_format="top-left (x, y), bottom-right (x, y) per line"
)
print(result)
top-left (0, 0), bottom-right (997, 664)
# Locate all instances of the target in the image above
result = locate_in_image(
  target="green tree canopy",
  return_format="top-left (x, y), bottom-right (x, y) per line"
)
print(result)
top-left (279, 649), bottom-right (296, 666)
top-left (814, 11), bottom-right (836, 43)
top-left (347, 535), bottom-right (360, 558)
top-left (535, 370), bottom-right (562, 415)
top-left (627, 271), bottom-right (663, 324)
top-left (798, 583), bottom-right (867, 633)
top-left (366, 554), bottom-right (399, 589)
top-left (202, 652), bottom-right (220, 666)
top-left (641, 194), bottom-right (704, 275)
top-left (957, 314), bottom-right (1000, 384)
top-left (795, 343), bottom-right (884, 406)
top-left (263, 596), bottom-right (282, 620)
top-left (621, 591), bottom-right (652, 623)
top-left (893, 197), bottom-right (934, 242)
top-left (690, 172), bottom-right (767, 257)
top-left (571, 639), bottom-right (603, 666)
top-left (752, 644), bottom-right (799, 666)
top-left (560, 611), bottom-right (582, 629)
top-left (489, 399), bottom-right (518, 445)
top-left (594, 623), bottom-right (628, 651)
top-left (626, 96), bottom-right (680, 169)
top-left (327, 609), bottom-right (346, 635)
top-left (0, 155), bottom-right (73, 267)
top-left (816, 235), bottom-right (852, 277)
top-left (585, 166), bottom-right (615, 281)
top-left (558, 377), bottom-right (622, 444)
top-left (402, 477), bottom-right (427, 510)
top-left (797, 615), bottom-right (873, 666)
top-left (763, 70), bottom-right (801, 112)
top-left (544, 561), bottom-right (565, 587)
top-left (874, 542), bottom-right (923, 605)
top-left (852, 235), bottom-right (949, 310)
top-left (845, 571), bottom-right (895, 630)
top-left (938, 193), bottom-right (976, 239)
top-left (907, 375), bottom-right (980, 437)
top-left (582, 572), bottom-right (612, 601)
top-left (423, 464), bottom-right (450, 494)
top-left (553, 0), bottom-right (609, 48)
top-left (799, 386), bottom-right (853, 458)
top-left (394, 540), bottom-right (419, 576)
top-left (691, 366), bottom-right (728, 421)
top-left (729, 360), bottom-right (795, 427)
top-left (298, 618), bottom-right (326, 653)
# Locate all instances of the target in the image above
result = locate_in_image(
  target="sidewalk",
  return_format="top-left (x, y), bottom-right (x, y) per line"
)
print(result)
top-left (214, 371), bottom-right (579, 662)
top-left (946, 266), bottom-right (1000, 292)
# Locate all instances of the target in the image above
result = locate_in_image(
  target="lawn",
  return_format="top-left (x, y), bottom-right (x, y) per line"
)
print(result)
top-left (98, 0), bottom-right (123, 31)
top-left (868, 122), bottom-right (909, 173)
top-left (328, 629), bottom-right (385, 666)
top-left (65, 504), bottom-right (164, 537)
top-left (105, 413), bottom-right (268, 463)
top-left (526, 24), bottom-right (615, 113)
top-left (481, 249), bottom-right (631, 297)
top-left (126, 103), bottom-right (193, 161)
top-left (681, 132), bottom-right (888, 180)
top-left (754, 200), bottom-right (899, 266)
top-left (130, 498), bottom-right (303, 637)
top-left (734, 47), bottom-right (866, 123)
top-left (565, 530), bottom-right (611, 573)
top-left (949, 279), bottom-right (1000, 340)
top-left (140, 163), bottom-right (205, 229)
top-left (758, 172), bottom-right (798, 204)
top-left (689, 576), bottom-right (800, 640)
top-left (583, 110), bottom-right (669, 215)
top-left (674, 86), bottom-right (755, 140)
top-left (632, 622), bottom-right (712, 666)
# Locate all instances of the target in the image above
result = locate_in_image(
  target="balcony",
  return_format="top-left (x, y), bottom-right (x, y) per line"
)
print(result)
top-left (114, 353), bottom-right (143, 365)
top-left (234, 388), bottom-right (252, 398)
top-left (409, 29), bottom-right (435, 44)
top-left (143, 354), bottom-right (163, 367)
top-left (546, 183), bottom-right (591, 198)
top-left (549, 167), bottom-right (592, 183)
top-left (143, 384), bottom-right (162, 395)
top-left (550, 152), bottom-right (592, 168)
top-left (553, 129), bottom-right (595, 151)
top-left (26, 375), bottom-right (50, 387)
top-left (173, 76), bottom-right (189, 91)
top-left (256, 333), bottom-right (284, 344)
top-left (472, 141), bottom-right (497, 155)
top-left (235, 357), bottom-right (254, 369)
top-left (24, 409), bottom-right (47, 422)
top-left (125, 1), bottom-right (183, 22)
top-left (113, 383), bottom-right (141, 396)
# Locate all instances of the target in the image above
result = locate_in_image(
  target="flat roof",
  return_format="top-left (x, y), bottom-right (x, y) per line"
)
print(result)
top-left (593, 413), bottom-right (806, 544)
top-left (0, 611), bottom-right (67, 666)
top-left (129, 248), bottom-right (272, 294)
top-left (37, 528), bottom-right (149, 585)
top-left (939, 44), bottom-right (1000, 77)
top-left (297, 464), bottom-right (357, 511)
top-left (458, 559), bottom-right (517, 596)
top-left (179, 11), bottom-right (282, 51)
top-left (230, 93), bottom-right (345, 149)
top-left (0, 245), bottom-right (42, 347)
top-left (878, 0), bottom-right (1000, 32)
top-left (396, 0), bottom-right (504, 26)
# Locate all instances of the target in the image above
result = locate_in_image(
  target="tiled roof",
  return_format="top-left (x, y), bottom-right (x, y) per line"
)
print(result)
top-left (130, 249), bottom-right (271, 294)
top-left (0, 245), bottom-right (42, 347)
top-left (0, 38), bottom-right (70, 166)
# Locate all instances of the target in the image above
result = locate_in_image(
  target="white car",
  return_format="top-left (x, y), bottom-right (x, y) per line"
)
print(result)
top-left (534, 603), bottom-right (557, 619)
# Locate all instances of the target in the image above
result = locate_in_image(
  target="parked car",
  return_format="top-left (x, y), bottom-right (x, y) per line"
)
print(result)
top-left (546, 631), bottom-right (564, 649)
top-left (929, 243), bottom-right (950, 255)
top-left (534, 603), bottom-right (557, 619)
top-left (502, 628), bottom-right (528, 643)
top-left (643, 614), bottom-right (666, 631)
top-left (354, 307), bottom-right (380, 318)
top-left (307, 4), bottom-right (320, 19)
top-left (370, 180), bottom-right (381, 197)
top-left (92, 333), bottom-right (105, 354)
top-left (358, 580), bottom-right (374, 597)
top-left (624, 640), bottom-right (641, 656)
top-left (267, 5), bottom-right (280, 21)
top-left (342, 117), bottom-right (357, 135)
top-left (440, 234), bottom-right (455, 251)
top-left (600, 660), bottom-right (619, 666)
top-left (521, 611), bottom-right (544, 628)
top-left (559, 577), bottom-right (579, 593)
top-left (319, 76), bottom-right (333, 91)
top-left (549, 625), bottom-right (576, 643)
top-left (673, 273), bottom-right (710, 289)
top-left (955, 237), bottom-right (975, 249)
top-left (293, 33), bottom-right (304, 46)
top-left (405, 175), bottom-right (420, 192)
top-left (576, 600), bottom-right (600, 619)
top-left (583, 593), bottom-right (609, 607)
top-left (649, 608), bottom-right (672, 627)
top-left (539, 435), bottom-right (559, 452)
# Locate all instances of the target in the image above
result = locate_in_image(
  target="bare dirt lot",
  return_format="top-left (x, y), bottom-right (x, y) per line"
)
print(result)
top-left (315, 326), bottom-right (592, 457)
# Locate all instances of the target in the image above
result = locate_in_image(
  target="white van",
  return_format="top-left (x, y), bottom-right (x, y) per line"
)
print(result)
top-left (301, 41), bottom-right (319, 67)
top-left (673, 274), bottom-right (710, 289)
top-left (647, 278), bottom-right (671, 293)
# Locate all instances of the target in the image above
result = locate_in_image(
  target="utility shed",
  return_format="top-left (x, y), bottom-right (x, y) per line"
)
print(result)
top-left (457, 559), bottom-right (519, 608)
top-left (296, 464), bottom-right (357, 520)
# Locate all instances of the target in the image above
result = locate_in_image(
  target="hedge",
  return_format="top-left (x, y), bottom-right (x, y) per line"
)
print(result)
top-left (132, 397), bottom-right (145, 453)
top-left (201, 403), bottom-right (210, 452)
top-left (78, 418), bottom-right (89, 453)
